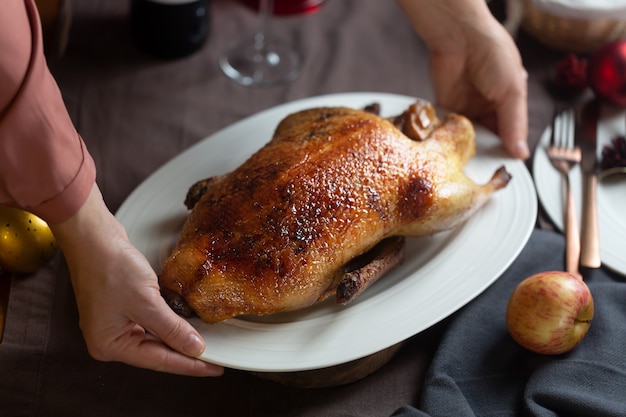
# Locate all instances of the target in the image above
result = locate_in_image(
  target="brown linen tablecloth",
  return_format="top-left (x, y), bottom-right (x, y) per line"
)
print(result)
top-left (1, 0), bottom-right (564, 415)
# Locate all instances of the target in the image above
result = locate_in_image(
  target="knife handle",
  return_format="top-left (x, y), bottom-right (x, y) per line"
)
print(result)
top-left (580, 173), bottom-right (601, 268)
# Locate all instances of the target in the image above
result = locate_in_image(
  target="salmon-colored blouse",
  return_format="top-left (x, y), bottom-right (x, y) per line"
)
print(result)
top-left (0, 0), bottom-right (96, 224)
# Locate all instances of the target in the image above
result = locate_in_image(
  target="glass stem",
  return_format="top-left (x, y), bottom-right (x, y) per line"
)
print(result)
top-left (254, 0), bottom-right (274, 52)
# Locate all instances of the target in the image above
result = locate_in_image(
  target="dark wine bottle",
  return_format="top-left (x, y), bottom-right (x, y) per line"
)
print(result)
top-left (130, 0), bottom-right (210, 59)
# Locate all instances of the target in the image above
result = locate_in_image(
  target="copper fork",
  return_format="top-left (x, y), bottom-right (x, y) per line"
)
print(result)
top-left (547, 109), bottom-right (582, 279)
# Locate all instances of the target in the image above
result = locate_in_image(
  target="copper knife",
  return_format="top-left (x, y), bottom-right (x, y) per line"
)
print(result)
top-left (577, 99), bottom-right (601, 269)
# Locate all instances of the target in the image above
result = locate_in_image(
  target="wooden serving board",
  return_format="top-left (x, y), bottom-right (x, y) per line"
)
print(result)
top-left (251, 342), bottom-right (404, 388)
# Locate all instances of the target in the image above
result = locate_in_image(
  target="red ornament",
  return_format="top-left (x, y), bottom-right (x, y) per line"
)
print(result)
top-left (554, 53), bottom-right (588, 96)
top-left (588, 40), bottom-right (626, 107)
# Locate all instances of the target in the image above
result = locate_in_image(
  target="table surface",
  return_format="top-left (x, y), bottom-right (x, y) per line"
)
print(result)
top-left (0, 0), bottom-right (565, 415)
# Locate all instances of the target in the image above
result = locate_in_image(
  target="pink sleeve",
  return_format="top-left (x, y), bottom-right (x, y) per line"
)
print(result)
top-left (0, 0), bottom-right (96, 224)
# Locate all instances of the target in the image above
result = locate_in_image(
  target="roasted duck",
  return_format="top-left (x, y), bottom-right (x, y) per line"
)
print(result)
top-left (160, 101), bottom-right (511, 324)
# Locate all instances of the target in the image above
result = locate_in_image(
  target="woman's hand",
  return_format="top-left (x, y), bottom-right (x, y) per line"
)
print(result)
top-left (398, 0), bottom-right (529, 160)
top-left (50, 185), bottom-right (224, 377)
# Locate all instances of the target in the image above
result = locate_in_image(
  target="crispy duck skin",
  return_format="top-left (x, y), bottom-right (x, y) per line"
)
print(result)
top-left (159, 102), bottom-right (511, 323)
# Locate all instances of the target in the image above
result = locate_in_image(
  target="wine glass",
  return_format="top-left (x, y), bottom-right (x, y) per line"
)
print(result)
top-left (219, 0), bottom-right (301, 87)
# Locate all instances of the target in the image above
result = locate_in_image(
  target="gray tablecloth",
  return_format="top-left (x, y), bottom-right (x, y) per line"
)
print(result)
top-left (3, 0), bottom-right (610, 416)
top-left (394, 229), bottom-right (626, 417)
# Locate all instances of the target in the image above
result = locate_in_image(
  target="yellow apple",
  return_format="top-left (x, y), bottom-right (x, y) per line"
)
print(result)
top-left (505, 271), bottom-right (594, 355)
top-left (0, 206), bottom-right (57, 274)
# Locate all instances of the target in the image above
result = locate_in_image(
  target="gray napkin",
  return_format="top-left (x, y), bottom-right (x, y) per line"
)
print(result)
top-left (392, 229), bottom-right (626, 417)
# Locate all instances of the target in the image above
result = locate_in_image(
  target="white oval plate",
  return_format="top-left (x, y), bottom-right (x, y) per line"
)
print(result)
top-left (116, 92), bottom-right (537, 372)
top-left (533, 107), bottom-right (626, 276)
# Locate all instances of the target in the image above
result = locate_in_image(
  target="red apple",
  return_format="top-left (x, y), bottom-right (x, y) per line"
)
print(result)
top-left (505, 271), bottom-right (594, 355)
top-left (588, 40), bottom-right (626, 107)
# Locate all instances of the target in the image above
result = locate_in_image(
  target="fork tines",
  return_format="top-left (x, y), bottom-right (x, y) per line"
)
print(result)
top-left (551, 108), bottom-right (576, 149)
